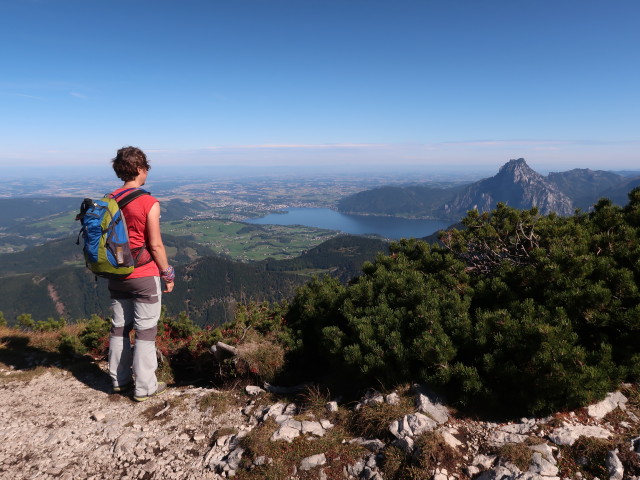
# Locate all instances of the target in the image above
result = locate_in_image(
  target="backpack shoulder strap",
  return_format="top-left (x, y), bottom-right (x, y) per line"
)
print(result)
top-left (115, 189), bottom-right (151, 209)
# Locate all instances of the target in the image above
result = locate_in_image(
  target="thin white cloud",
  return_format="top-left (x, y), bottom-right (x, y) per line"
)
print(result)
top-left (203, 143), bottom-right (388, 151)
top-left (10, 92), bottom-right (45, 100)
top-left (434, 139), bottom-right (640, 148)
top-left (70, 92), bottom-right (88, 99)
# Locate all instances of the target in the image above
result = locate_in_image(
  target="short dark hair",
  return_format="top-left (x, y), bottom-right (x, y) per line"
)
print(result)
top-left (112, 146), bottom-right (151, 181)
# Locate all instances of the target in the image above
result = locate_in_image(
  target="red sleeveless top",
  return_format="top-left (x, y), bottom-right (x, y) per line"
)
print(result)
top-left (111, 187), bottom-right (161, 279)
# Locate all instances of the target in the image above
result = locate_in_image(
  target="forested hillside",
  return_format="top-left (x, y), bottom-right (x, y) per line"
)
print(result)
top-left (0, 235), bottom-right (388, 325)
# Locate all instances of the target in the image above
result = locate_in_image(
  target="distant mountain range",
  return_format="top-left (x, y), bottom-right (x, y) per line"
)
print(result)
top-left (338, 159), bottom-right (640, 219)
top-left (0, 234), bottom-right (388, 325)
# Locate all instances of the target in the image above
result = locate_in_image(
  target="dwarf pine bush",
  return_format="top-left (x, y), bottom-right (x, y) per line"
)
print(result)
top-left (287, 188), bottom-right (640, 417)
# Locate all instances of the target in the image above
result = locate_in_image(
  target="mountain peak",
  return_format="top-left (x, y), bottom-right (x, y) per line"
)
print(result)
top-left (444, 158), bottom-right (575, 216)
top-left (498, 158), bottom-right (534, 175)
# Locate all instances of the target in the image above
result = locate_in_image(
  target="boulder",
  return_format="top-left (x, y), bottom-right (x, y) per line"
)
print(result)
top-left (606, 449), bottom-right (624, 480)
top-left (389, 413), bottom-right (437, 439)
top-left (588, 392), bottom-right (628, 420)
top-left (300, 453), bottom-right (326, 471)
top-left (548, 425), bottom-right (612, 446)
top-left (416, 393), bottom-right (449, 424)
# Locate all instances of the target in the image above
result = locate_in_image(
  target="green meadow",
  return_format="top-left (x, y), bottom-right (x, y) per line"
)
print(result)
top-left (163, 218), bottom-right (339, 261)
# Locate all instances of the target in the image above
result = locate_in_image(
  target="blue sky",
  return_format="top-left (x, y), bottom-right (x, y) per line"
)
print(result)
top-left (1, 0), bottom-right (638, 173)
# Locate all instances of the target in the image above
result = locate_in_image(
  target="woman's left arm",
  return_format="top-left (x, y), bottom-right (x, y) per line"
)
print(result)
top-left (146, 202), bottom-right (174, 293)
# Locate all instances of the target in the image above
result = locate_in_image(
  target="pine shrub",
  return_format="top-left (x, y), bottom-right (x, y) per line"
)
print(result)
top-left (288, 188), bottom-right (640, 417)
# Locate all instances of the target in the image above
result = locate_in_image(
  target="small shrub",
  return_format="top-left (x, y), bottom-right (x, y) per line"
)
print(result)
top-left (34, 317), bottom-right (66, 332)
top-left (58, 333), bottom-right (87, 358)
top-left (78, 315), bottom-right (110, 356)
top-left (17, 313), bottom-right (35, 331)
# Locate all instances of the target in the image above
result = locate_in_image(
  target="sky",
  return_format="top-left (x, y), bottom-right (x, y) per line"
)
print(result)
top-left (1, 0), bottom-right (639, 175)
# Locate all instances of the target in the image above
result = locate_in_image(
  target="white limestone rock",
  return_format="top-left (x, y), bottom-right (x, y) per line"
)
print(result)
top-left (385, 392), bottom-right (400, 405)
top-left (529, 442), bottom-right (557, 462)
top-left (472, 454), bottom-right (497, 470)
top-left (606, 449), bottom-right (624, 480)
top-left (270, 425), bottom-right (301, 443)
top-left (389, 412), bottom-right (437, 439)
top-left (345, 459), bottom-right (365, 477)
top-left (529, 451), bottom-right (559, 477)
top-left (320, 419), bottom-right (334, 429)
top-left (280, 418), bottom-right (303, 431)
top-left (301, 420), bottom-right (325, 437)
top-left (299, 453), bottom-right (326, 471)
top-left (349, 437), bottom-right (385, 452)
top-left (416, 393), bottom-right (450, 424)
top-left (326, 401), bottom-right (338, 412)
top-left (90, 411), bottom-right (105, 422)
top-left (225, 447), bottom-right (245, 470)
top-left (548, 425), bottom-right (612, 446)
top-left (588, 392), bottom-right (628, 420)
top-left (392, 436), bottom-right (415, 453)
top-left (263, 403), bottom-right (286, 419)
top-left (487, 429), bottom-right (529, 447)
top-left (441, 430), bottom-right (463, 449)
top-left (500, 422), bottom-right (534, 435)
top-left (244, 385), bottom-right (264, 396)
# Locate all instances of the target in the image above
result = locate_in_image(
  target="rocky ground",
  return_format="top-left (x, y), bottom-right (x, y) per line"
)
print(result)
top-left (1, 360), bottom-right (640, 480)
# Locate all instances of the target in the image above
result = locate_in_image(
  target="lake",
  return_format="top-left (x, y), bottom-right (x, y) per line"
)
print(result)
top-left (245, 208), bottom-right (451, 240)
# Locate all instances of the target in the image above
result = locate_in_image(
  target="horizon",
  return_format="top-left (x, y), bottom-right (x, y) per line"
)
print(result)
top-left (3, 159), bottom-right (640, 183)
top-left (1, 0), bottom-right (639, 170)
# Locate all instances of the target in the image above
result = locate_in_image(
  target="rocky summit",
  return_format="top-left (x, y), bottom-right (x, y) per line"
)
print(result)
top-left (443, 159), bottom-right (575, 217)
top-left (1, 362), bottom-right (639, 480)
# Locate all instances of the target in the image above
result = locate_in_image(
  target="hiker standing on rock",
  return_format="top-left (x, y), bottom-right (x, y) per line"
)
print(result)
top-left (108, 146), bottom-right (175, 402)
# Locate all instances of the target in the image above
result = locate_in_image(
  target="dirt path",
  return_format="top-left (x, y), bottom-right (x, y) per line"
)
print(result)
top-left (0, 364), bottom-right (243, 480)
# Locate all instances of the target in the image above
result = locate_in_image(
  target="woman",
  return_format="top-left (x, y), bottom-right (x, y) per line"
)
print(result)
top-left (108, 146), bottom-right (175, 402)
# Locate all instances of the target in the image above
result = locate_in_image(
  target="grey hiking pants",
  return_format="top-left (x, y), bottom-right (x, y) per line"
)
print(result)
top-left (108, 276), bottom-right (162, 397)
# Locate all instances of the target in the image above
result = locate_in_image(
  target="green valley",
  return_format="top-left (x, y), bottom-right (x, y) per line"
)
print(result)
top-left (163, 218), bottom-right (339, 261)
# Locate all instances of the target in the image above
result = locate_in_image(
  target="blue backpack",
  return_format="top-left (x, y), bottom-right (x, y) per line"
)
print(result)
top-left (75, 188), bottom-right (151, 278)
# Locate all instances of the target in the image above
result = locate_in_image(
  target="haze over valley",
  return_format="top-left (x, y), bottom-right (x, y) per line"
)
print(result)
top-left (0, 158), bottom-right (639, 324)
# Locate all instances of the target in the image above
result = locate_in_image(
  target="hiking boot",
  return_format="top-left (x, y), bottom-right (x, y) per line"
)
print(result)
top-left (133, 382), bottom-right (167, 402)
top-left (112, 380), bottom-right (134, 394)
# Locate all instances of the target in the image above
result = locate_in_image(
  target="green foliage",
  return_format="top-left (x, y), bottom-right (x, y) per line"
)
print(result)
top-left (288, 189), bottom-right (640, 417)
top-left (0, 311), bottom-right (6, 327)
top-left (17, 313), bottom-right (35, 331)
top-left (77, 314), bottom-right (110, 355)
top-left (34, 317), bottom-right (66, 332)
top-left (57, 332), bottom-right (87, 358)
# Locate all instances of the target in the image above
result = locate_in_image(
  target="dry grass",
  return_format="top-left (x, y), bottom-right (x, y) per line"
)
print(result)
top-left (238, 418), bottom-right (366, 480)
top-left (234, 339), bottom-right (285, 383)
top-left (348, 394), bottom-right (414, 441)
top-left (560, 436), bottom-right (614, 479)
top-left (496, 442), bottom-right (534, 471)
top-left (198, 390), bottom-right (240, 413)
top-left (0, 326), bottom-right (79, 384)
top-left (297, 384), bottom-right (333, 417)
